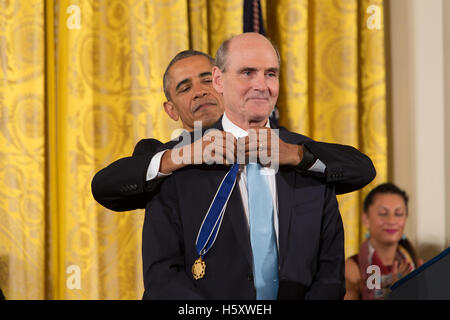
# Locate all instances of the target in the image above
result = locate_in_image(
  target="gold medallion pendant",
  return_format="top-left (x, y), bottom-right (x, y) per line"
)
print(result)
top-left (192, 257), bottom-right (206, 280)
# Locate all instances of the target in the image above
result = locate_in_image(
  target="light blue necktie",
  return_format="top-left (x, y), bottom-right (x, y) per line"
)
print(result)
top-left (247, 163), bottom-right (279, 300)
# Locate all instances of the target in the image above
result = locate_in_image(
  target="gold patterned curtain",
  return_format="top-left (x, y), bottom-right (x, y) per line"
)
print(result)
top-left (0, 0), bottom-right (387, 299)
top-left (0, 0), bottom-right (46, 299)
top-left (265, 0), bottom-right (387, 258)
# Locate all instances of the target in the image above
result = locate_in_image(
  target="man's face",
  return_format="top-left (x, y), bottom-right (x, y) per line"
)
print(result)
top-left (164, 55), bottom-right (224, 131)
top-left (212, 34), bottom-right (279, 129)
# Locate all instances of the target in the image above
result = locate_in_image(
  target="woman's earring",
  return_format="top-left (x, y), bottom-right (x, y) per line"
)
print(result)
top-left (365, 232), bottom-right (370, 239)
top-left (401, 234), bottom-right (406, 240)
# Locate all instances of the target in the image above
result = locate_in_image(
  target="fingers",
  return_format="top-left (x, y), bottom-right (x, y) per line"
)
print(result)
top-left (391, 261), bottom-right (399, 283)
top-left (398, 261), bottom-right (412, 275)
top-left (243, 128), bottom-right (275, 165)
top-left (192, 128), bottom-right (281, 166)
top-left (392, 260), bottom-right (398, 274)
top-left (392, 260), bottom-right (413, 283)
top-left (222, 132), bottom-right (237, 165)
top-left (202, 131), bottom-right (237, 165)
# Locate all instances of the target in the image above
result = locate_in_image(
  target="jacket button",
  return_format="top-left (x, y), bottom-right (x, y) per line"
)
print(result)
top-left (247, 274), bottom-right (253, 281)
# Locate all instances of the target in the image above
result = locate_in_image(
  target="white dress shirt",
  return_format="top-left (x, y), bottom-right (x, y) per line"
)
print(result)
top-left (220, 113), bottom-right (280, 245)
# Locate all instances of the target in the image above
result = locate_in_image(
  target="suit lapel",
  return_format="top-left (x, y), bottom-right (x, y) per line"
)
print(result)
top-left (225, 183), bottom-right (253, 267)
top-left (276, 128), bottom-right (297, 269)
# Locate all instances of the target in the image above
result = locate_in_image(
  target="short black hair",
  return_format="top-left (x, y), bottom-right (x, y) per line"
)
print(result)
top-left (363, 182), bottom-right (409, 213)
top-left (163, 50), bottom-right (215, 100)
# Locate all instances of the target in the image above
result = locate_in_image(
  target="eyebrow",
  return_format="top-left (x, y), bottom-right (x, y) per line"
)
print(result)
top-left (175, 72), bottom-right (212, 92)
top-left (199, 71), bottom-right (212, 78)
top-left (266, 67), bottom-right (280, 74)
top-left (238, 67), bottom-right (257, 73)
top-left (237, 67), bottom-right (280, 73)
top-left (377, 206), bottom-right (405, 211)
top-left (175, 79), bottom-right (191, 92)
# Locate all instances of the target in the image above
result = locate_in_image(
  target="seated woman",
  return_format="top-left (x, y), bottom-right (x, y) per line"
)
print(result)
top-left (344, 183), bottom-right (423, 300)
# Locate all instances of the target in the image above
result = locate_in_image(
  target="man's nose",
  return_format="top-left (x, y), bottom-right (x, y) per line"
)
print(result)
top-left (193, 88), bottom-right (208, 100)
top-left (252, 73), bottom-right (267, 91)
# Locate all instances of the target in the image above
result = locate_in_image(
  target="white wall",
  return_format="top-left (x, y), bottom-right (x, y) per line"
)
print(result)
top-left (444, 0), bottom-right (450, 249)
top-left (389, 0), bottom-right (449, 261)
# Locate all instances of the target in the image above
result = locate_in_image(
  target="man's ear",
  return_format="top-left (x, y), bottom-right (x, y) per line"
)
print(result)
top-left (163, 101), bottom-right (179, 122)
top-left (212, 66), bottom-right (224, 94)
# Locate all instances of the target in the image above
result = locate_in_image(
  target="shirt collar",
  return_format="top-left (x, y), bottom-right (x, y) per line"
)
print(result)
top-left (221, 113), bottom-right (271, 139)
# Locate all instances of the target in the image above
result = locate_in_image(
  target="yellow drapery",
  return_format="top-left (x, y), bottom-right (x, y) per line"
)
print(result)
top-left (0, 0), bottom-right (387, 299)
top-left (265, 0), bottom-right (387, 257)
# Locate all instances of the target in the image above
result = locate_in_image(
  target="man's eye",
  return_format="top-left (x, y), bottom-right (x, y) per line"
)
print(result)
top-left (179, 86), bottom-right (190, 93)
top-left (203, 79), bottom-right (212, 83)
top-left (267, 72), bottom-right (277, 77)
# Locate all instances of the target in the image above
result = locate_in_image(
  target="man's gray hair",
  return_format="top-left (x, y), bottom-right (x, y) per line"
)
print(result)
top-left (163, 50), bottom-right (215, 100)
top-left (215, 34), bottom-right (281, 72)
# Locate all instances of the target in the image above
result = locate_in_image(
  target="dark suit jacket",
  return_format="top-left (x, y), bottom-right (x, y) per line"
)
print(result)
top-left (91, 139), bottom-right (162, 211)
top-left (142, 119), bottom-right (345, 300)
top-left (91, 120), bottom-right (375, 211)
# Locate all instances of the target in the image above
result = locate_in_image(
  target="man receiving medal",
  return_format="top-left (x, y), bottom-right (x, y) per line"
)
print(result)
top-left (141, 33), bottom-right (352, 299)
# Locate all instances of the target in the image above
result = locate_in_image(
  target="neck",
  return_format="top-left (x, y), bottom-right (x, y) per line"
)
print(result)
top-left (369, 238), bottom-right (398, 266)
top-left (224, 110), bottom-right (268, 131)
top-left (183, 122), bottom-right (195, 132)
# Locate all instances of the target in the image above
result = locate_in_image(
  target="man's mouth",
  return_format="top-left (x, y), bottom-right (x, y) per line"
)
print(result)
top-left (193, 102), bottom-right (217, 112)
top-left (247, 97), bottom-right (269, 102)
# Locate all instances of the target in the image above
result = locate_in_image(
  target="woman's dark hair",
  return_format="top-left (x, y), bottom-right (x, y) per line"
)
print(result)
top-left (399, 237), bottom-right (419, 268)
top-left (363, 182), bottom-right (419, 267)
top-left (363, 182), bottom-right (409, 213)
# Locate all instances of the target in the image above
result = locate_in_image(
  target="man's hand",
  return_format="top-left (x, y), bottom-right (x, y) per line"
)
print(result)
top-left (199, 130), bottom-right (237, 165)
top-left (160, 130), bottom-right (237, 174)
top-left (159, 127), bottom-right (306, 174)
top-left (243, 127), bottom-right (304, 166)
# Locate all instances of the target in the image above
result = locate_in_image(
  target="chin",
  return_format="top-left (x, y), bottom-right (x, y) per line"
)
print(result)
top-left (199, 114), bottom-right (221, 128)
top-left (196, 105), bottom-right (222, 117)
top-left (381, 236), bottom-right (402, 245)
top-left (247, 102), bottom-right (273, 114)
top-left (247, 110), bottom-right (271, 122)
